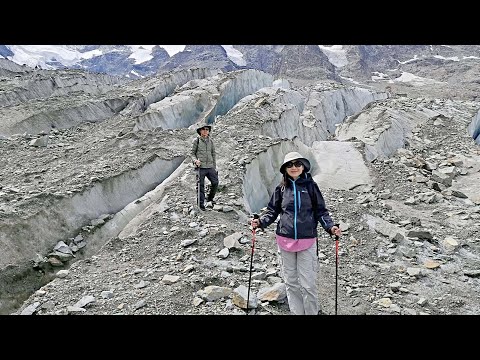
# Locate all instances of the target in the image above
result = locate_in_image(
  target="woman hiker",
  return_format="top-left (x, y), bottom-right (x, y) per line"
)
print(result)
top-left (251, 151), bottom-right (341, 315)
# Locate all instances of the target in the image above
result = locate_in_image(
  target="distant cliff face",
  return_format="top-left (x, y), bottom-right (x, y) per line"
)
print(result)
top-left (275, 45), bottom-right (338, 82)
top-left (73, 46), bottom-right (170, 78)
top-left (158, 45), bottom-right (238, 73)
top-left (233, 45), bottom-right (283, 74)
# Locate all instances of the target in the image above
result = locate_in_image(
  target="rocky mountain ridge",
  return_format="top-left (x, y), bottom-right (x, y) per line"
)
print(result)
top-left (3, 45), bottom-right (480, 100)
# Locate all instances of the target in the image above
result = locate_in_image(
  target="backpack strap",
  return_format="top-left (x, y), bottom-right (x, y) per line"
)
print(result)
top-left (192, 137), bottom-right (200, 167)
top-left (306, 181), bottom-right (320, 257)
top-left (307, 181), bottom-right (318, 219)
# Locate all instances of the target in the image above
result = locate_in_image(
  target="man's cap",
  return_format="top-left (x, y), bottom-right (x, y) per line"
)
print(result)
top-left (196, 125), bottom-right (212, 135)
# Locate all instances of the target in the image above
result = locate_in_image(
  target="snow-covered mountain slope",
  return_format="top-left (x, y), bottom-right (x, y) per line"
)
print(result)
top-left (2, 45), bottom-right (480, 101)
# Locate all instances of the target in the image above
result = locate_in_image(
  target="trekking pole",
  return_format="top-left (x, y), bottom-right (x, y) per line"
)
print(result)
top-left (246, 213), bottom-right (259, 314)
top-left (196, 166), bottom-right (201, 209)
top-left (335, 234), bottom-right (339, 315)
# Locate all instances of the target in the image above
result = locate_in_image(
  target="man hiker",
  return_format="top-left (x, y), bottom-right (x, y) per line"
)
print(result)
top-left (190, 124), bottom-right (218, 210)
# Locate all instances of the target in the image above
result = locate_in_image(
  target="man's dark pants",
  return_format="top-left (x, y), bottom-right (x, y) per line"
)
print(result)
top-left (197, 167), bottom-right (218, 206)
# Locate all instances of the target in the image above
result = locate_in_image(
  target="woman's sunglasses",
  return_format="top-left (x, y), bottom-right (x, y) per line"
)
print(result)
top-left (285, 161), bottom-right (304, 168)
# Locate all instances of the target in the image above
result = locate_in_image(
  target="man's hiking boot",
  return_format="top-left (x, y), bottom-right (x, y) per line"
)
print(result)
top-left (205, 201), bottom-right (214, 208)
top-left (199, 205), bottom-right (206, 211)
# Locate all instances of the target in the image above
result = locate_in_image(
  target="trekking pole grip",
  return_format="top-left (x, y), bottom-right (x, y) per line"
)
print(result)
top-left (251, 213), bottom-right (264, 231)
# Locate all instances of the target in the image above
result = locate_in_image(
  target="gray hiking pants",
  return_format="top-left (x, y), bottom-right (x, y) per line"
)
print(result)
top-left (278, 244), bottom-right (319, 315)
